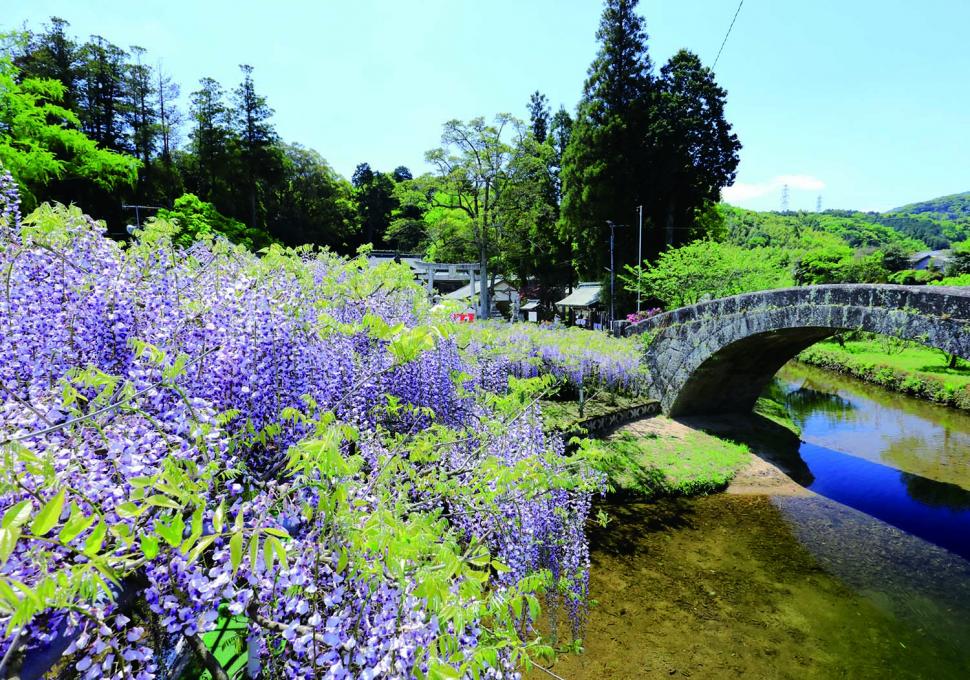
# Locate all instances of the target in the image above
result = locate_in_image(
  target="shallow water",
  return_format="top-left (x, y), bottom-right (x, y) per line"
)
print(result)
top-left (534, 364), bottom-right (970, 680)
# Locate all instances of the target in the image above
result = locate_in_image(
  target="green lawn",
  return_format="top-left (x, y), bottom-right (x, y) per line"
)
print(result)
top-left (595, 418), bottom-right (750, 498)
top-left (798, 338), bottom-right (970, 409)
top-left (815, 339), bottom-right (970, 387)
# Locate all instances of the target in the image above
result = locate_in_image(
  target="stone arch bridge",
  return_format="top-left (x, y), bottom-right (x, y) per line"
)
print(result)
top-left (623, 285), bottom-right (970, 416)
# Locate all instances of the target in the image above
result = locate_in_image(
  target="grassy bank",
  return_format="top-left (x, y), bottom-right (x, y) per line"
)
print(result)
top-left (540, 392), bottom-right (643, 432)
top-left (595, 417), bottom-right (751, 498)
top-left (798, 338), bottom-right (970, 409)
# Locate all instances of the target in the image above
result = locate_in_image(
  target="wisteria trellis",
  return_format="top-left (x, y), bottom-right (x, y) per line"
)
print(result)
top-left (0, 174), bottom-right (636, 680)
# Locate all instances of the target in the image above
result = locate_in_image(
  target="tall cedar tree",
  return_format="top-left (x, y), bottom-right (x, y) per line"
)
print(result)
top-left (505, 93), bottom-right (574, 302)
top-left (124, 46), bottom-right (156, 167)
top-left (78, 36), bottom-right (129, 152)
top-left (527, 91), bottom-right (550, 143)
top-left (560, 0), bottom-right (740, 296)
top-left (650, 50), bottom-right (740, 248)
top-left (188, 77), bottom-right (232, 204)
top-left (559, 0), bottom-right (654, 281)
top-left (232, 64), bottom-right (280, 230)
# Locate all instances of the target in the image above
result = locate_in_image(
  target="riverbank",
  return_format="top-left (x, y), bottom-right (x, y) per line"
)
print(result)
top-left (597, 416), bottom-right (752, 498)
top-left (798, 338), bottom-right (970, 410)
top-left (528, 370), bottom-right (970, 679)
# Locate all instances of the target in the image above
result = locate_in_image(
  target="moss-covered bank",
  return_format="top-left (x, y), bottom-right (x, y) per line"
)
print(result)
top-left (594, 416), bottom-right (752, 498)
top-left (798, 339), bottom-right (970, 410)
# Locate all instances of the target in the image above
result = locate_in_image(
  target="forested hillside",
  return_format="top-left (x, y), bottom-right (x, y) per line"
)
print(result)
top-left (882, 191), bottom-right (970, 248)
top-left (721, 194), bottom-right (970, 252)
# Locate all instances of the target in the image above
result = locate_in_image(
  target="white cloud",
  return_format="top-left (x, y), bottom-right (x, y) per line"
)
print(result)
top-left (722, 174), bottom-right (825, 204)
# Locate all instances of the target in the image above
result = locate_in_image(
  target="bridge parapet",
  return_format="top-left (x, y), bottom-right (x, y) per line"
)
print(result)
top-left (625, 285), bottom-right (970, 415)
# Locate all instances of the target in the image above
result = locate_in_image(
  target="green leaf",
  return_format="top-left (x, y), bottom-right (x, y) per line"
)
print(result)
top-left (145, 494), bottom-right (181, 510)
top-left (212, 502), bottom-right (226, 533)
top-left (156, 513), bottom-right (184, 547)
top-left (30, 488), bottom-right (65, 537)
top-left (261, 527), bottom-right (289, 539)
top-left (229, 532), bottom-right (243, 574)
top-left (186, 534), bottom-right (217, 563)
top-left (0, 527), bottom-right (21, 566)
top-left (115, 502), bottom-right (142, 519)
top-left (58, 504), bottom-right (96, 544)
top-left (427, 661), bottom-right (462, 680)
top-left (139, 534), bottom-right (159, 560)
top-left (2, 501), bottom-right (32, 529)
top-left (490, 560), bottom-right (511, 574)
top-left (262, 536), bottom-right (275, 572)
top-left (83, 521), bottom-right (107, 556)
top-left (266, 535), bottom-right (288, 570)
top-left (248, 532), bottom-right (260, 569)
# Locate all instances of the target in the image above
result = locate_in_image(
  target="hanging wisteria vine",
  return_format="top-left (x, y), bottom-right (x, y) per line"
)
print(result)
top-left (0, 172), bottom-right (619, 679)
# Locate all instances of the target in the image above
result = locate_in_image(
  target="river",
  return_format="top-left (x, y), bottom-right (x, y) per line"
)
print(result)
top-left (536, 362), bottom-right (970, 680)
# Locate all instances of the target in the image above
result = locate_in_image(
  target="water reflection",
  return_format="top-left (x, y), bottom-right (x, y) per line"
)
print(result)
top-left (774, 364), bottom-right (970, 491)
top-left (780, 382), bottom-right (855, 428)
top-left (762, 364), bottom-right (970, 560)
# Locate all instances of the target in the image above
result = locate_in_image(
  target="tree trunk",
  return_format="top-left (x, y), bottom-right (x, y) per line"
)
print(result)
top-left (479, 243), bottom-right (489, 319)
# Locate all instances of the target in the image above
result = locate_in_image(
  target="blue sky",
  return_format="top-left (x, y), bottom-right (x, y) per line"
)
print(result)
top-left (6, 0), bottom-right (970, 212)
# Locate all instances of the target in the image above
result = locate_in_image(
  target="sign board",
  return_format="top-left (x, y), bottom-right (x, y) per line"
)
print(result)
top-left (451, 312), bottom-right (476, 323)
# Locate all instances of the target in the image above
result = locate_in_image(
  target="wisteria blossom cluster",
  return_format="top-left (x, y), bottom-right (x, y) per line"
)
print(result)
top-left (0, 172), bottom-right (602, 680)
top-left (452, 321), bottom-right (649, 396)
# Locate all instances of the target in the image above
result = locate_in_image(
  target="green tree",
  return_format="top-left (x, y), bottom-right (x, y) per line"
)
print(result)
top-left (351, 162), bottom-right (397, 247)
top-left (77, 35), bottom-right (129, 152)
top-left (947, 239), bottom-right (970, 275)
top-left (650, 50), bottom-right (740, 246)
top-left (0, 56), bottom-right (138, 206)
top-left (187, 76), bottom-right (233, 203)
top-left (269, 143), bottom-right (356, 250)
top-left (154, 192), bottom-right (273, 249)
top-left (792, 242), bottom-right (852, 284)
top-left (123, 46), bottom-right (157, 167)
top-left (559, 0), bottom-right (654, 280)
top-left (425, 115), bottom-right (522, 316)
top-left (15, 17), bottom-right (80, 111)
top-left (386, 175), bottom-right (433, 252)
top-left (548, 106), bottom-right (573, 200)
top-left (527, 91), bottom-right (550, 143)
top-left (561, 0), bottom-right (740, 310)
top-left (880, 242), bottom-right (912, 272)
top-left (623, 240), bottom-right (792, 308)
top-left (232, 64), bottom-right (281, 230)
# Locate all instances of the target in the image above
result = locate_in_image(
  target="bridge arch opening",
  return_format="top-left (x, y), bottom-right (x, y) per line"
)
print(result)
top-left (667, 327), bottom-right (836, 416)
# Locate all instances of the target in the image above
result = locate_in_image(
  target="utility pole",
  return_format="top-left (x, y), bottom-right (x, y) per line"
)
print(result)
top-left (606, 220), bottom-right (624, 328)
top-left (636, 205), bottom-right (643, 313)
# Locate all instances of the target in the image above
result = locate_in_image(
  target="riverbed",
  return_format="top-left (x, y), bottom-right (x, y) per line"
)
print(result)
top-left (534, 363), bottom-right (970, 679)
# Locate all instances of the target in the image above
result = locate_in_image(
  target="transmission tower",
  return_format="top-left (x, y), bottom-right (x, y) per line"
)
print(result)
top-left (781, 184), bottom-right (790, 212)
top-left (816, 195), bottom-right (822, 212)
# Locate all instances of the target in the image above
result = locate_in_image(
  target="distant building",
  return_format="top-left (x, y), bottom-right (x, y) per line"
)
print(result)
top-left (555, 282), bottom-right (606, 329)
top-left (909, 250), bottom-right (953, 271)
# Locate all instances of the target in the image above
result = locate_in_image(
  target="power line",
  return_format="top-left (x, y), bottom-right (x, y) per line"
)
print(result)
top-left (713, 0), bottom-right (744, 69)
